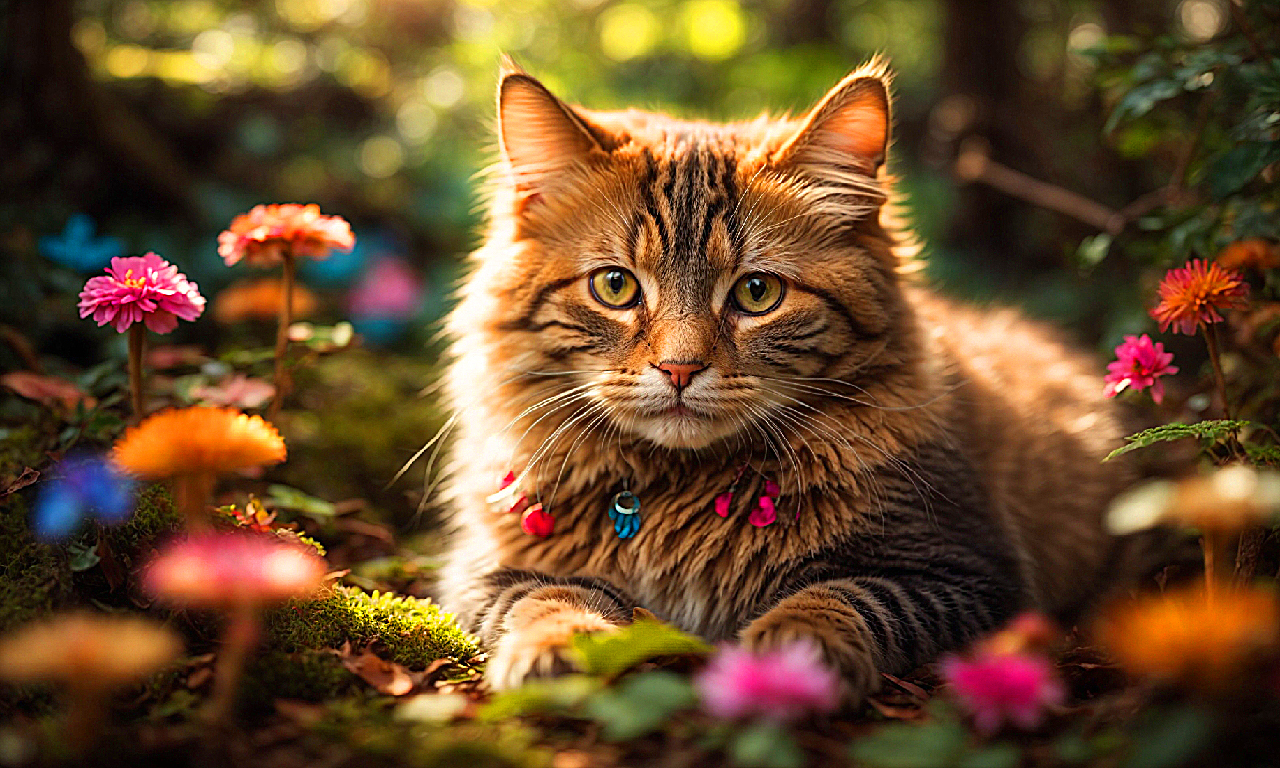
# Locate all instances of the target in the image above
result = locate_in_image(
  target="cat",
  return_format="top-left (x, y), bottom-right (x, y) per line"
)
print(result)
top-left (438, 58), bottom-right (1135, 699)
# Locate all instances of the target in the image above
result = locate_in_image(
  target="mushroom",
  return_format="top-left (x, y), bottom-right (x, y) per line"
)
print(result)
top-left (111, 406), bottom-right (286, 529)
top-left (0, 613), bottom-right (181, 750)
top-left (143, 531), bottom-right (327, 721)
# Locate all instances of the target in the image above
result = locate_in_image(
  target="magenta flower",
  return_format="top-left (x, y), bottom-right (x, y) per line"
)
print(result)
top-left (1103, 334), bottom-right (1178, 404)
top-left (78, 254), bottom-right (205, 334)
top-left (695, 641), bottom-right (841, 722)
top-left (940, 652), bottom-right (1064, 734)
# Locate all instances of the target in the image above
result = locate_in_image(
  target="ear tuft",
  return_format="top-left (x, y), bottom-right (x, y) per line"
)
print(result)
top-left (777, 61), bottom-right (892, 173)
top-left (497, 67), bottom-right (603, 192)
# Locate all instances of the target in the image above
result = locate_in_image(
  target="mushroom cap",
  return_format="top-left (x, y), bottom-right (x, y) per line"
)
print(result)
top-left (0, 613), bottom-right (181, 687)
top-left (1107, 465), bottom-right (1280, 535)
top-left (112, 406), bottom-right (286, 479)
top-left (143, 531), bottom-right (328, 608)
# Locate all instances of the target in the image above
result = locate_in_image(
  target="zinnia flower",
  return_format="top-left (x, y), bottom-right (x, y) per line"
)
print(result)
top-left (33, 453), bottom-right (136, 540)
top-left (78, 253), bottom-right (205, 334)
top-left (1217, 239), bottom-right (1279, 272)
top-left (112, 406), bottom-right (286, 479)
top-left (213, 277), bottom-right (319, 325)
top-left (1150, 259), bottom-right (1249, 335)
top-left (1095, 584), bottom-right (1279, 693)
top-left (1103, 334), bottom-right (1178, 403)
top-left (218, 203), bottom-right (354, 267)
top-left (695, 641), bottom-right (840, 722)
top-left (940, 651), bottom-right (1064, 734)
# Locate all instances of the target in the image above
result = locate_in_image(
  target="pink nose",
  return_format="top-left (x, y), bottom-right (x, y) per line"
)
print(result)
top-left (656, 361), bottom-right (707, 390)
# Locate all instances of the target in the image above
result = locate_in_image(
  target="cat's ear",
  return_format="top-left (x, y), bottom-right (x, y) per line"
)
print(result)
top-left (498, 59), bottom-right (605, 193)
top-left (775, 63), bottom-right (891, 175)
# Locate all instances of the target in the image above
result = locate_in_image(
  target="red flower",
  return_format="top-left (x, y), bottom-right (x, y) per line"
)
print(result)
top-left (1103, 334), bottom-right (1178, 403)
top-left (1150, 259), bottom-right (1249, 335)
top-left (78, 253), bottom-right (205, 334)
top-left (217, 204), bottom-right (354, 267)
top-left (520, 503), bottom-right (554, 537)
top-left (748, 495), bottom-right (777, 527)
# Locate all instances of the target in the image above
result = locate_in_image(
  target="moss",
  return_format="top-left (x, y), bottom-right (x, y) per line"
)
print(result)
top-left (266, 585), bottom-right (478, 668)
top-left (103, 483), bottom-right (182, 560)
top-left (237, 650), bottom-right (356, 710)
top-left (0, 495), bottom-right (70, 634)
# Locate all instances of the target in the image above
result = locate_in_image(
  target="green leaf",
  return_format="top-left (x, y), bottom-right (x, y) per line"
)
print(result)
top-left (957, 744), bottom-right (1021, 768)
top-left (1076, 233), bottom-right (1113, 269)
top-left (571, 619), bottom-right (712, 678)
top-left (479, 674), bottom-right (601, 721)
top-left (849, 720), bottom-right (968, 768)
top-left (1104, 420), bottom-right (1251, 462)
top-left (1105, 78), bottom-right (1181, 133)
top-left (583, 670), bottom-right (695, 741)
top-left (1126, 706), bottom-right (1214, 768)
top-left (266, 484), bottom-right (337, 519)
top-left (1207, 142), bottom-right (1280, 199)
top-left (729, 722), bottom-right (804, 768)
top-left (68, 541), bottom-right (101, 572)
top-left (1244, 443), bottom-right (1280, 467)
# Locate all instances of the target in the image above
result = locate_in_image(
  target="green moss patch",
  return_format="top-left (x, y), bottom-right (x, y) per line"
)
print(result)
top-left (267, 586), bottom-right (478, 668)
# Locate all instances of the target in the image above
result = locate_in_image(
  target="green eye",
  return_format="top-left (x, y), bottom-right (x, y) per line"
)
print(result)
top-left (732, 273), bottom-right (785, 315)
top-left (589, 267), bottom-right (641, 309)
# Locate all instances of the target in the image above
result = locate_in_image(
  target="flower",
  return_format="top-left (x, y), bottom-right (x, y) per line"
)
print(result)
top-left (695, 640), bottom-right (841, 722)
top-left (143, 531), bottom-right (328, 608)
top-left (112, 406), bottom-right (286, 479)
top-left (940, 651), bottom-right (1064, 734)
top-left (521, 502), bottom-right (554, 537)
top-left (348, 257), bottom-right (425, 345)
top-left (748, 495), bottom-right (777, 527)
top-left (1103, 334), bottom-right (1178, 403)
top-left (213, 277), bottom-right (319, 325)
top-left (218, 203), bottom-right (355, 267)
top-left (714, 492), bottom-right (733, 517)
top-left (1095, 584), bottom-right (1279, 692)
top-left (1217, 239), bottom-right (1280, 272)
top-left (32, 453), bottom-right (136, 540)
top-left (189, 374), bottom-right (276, 409)
top-left (39, 214), bottom-right (124, 272)
top-left (78, 253), bottom-right (205, 334)
top-left (1106, 465), bottom-right (1280, 535)
top-left (1150, 259), bottom-right (1249, 335)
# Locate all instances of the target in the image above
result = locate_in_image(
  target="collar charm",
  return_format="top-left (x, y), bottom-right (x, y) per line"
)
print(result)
top-left (608, 490), bottom-right (641, 539)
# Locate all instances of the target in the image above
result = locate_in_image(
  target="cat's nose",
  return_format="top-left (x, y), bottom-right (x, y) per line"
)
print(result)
top-left (655, 361), bottom-right (707, 391)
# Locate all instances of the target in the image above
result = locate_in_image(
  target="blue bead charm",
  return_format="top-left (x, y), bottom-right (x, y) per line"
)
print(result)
top-left (608, 490), bottom-right (641, 539)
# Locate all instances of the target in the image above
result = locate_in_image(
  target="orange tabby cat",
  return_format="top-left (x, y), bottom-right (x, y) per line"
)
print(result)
top-left (439, 58), bottom-right (1134, 698)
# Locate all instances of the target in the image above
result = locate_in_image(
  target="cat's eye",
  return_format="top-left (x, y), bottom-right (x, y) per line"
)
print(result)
top-left (589, 267), bottom-right (641, 309)
top-left (731, 273), bottom-right (785, 315)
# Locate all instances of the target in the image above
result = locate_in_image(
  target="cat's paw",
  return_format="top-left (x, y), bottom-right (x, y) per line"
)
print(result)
top-left (485, 605), bottom-right (619, 691)
top-left (739, 605), bottom-right (880, 703)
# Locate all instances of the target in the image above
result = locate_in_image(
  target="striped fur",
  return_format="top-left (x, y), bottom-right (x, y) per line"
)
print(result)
top-left (439, 61), bottom-right (1135, 699)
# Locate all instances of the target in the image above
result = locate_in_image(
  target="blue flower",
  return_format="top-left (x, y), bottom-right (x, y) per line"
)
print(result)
top-left (33, 453), bottom-right (136, 540)
top-left (39, 214), bottom-right (126, 272)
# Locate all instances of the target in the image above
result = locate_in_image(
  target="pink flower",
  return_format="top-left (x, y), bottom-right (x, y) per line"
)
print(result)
top-left (1103, 334), bottom-right (1178, 403)
top-left (218, 204), bottom-right (354, 267)
top-left (348, 257), bottom-right (423, 320)
top-left (714, 492), bottom-right (733, 517)
top-left (695, 641), bottom-right (840, 722)
top-left (940, 652), bottom-right (1064, 734)
top-left (78, 254), bottom-right (205, 334)
top-left (748, 495), bottom-right (777, 527)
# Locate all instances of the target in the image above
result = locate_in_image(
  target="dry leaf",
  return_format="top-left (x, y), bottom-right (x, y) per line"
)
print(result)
top-left (1, 372), bottom-right (96, 410)
top-left (339, 645), bottom-right (416, 696)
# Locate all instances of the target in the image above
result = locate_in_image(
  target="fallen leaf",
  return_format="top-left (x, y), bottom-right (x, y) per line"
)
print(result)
top-left (189, 374), bottom-right (274, 409)
top-left (274, 699), bottom-right (326, 727)
top-left (1, 371), bottom-right (96, 410)
top-left (396, 693), bottom-right (468, 723)
top-left (866, 696), bottom-right (925, 720)
top-left (146, 345), bottom-right (208, 370)
top-left (339, 645), bottom-right (416, 696)
top-left (2, 467), bottom-right (39, 498)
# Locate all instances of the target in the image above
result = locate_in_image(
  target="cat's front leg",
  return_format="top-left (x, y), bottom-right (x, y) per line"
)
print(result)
top-left (740, 570), bottom-right (1021, 703)
top-left (467, 569), bottom-right (636, 690)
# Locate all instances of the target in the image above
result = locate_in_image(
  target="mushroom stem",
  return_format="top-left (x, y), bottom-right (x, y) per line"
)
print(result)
top-left (173, 471), bottom-right (217, 531)
top-left (1203, 529), bottom-right (1230, 604)
top-left (127, 324), bottom-right (146, 422)
top-left (206, 603), bottom-right (259, 724)
top-left (64, 685), bottom-right (108, 753)
top-left (268, 253), bottom-right (296, 421)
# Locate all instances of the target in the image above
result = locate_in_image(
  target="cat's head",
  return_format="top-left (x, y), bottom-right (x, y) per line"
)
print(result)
top-left (457, 59), bottom-right (911, 451)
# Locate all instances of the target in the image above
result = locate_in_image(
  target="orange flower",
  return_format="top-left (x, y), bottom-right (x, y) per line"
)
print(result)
top-left (1095, 584), bottom-right (1279, 692)
top-left (1218, 239), bottom-right (1280, 272)
top-left (217, 203), bottom-right (354, 267)
top-left (213, 278), bottom-right (319, 325)
top-left (112, 406), bottom-right (286, 479)
top-left (1150, 259), bottom-right (1249, 335)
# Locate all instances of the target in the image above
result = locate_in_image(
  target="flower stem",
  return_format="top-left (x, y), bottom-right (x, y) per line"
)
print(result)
top-left (64, 686), bottom-right (107, 754)
top-left (1203, 529), bottom-right (1230, 605)
top-left (206, 604), bottom-right (259, 724)
top-left (173, 471), bottom-right (216, 531)
top-left (269, 254), bottom-right (295, 420)
top-left (127, 324), bottom-right (146, 421)
top-left (1202, 322), bottom-right (1232, 421)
